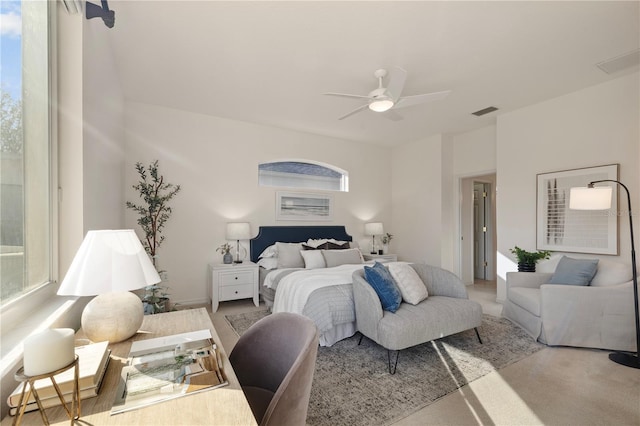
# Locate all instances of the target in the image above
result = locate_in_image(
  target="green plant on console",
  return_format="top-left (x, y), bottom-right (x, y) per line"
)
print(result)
top-left (141, 283), bottom-right (172, 315)
top-left (510, 246), bottom-right (551, 272)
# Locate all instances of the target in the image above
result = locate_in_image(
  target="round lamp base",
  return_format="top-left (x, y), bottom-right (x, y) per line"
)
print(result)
top-left (81, 292), bottom-right (144, 343)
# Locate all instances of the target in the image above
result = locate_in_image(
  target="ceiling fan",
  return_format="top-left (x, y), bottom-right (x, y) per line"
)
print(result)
top-left (324, 67), bottom-right (451, 121)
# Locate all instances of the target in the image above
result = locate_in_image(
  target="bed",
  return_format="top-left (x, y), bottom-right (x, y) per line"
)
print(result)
top-left (250, 225), bottom-right (365, 346)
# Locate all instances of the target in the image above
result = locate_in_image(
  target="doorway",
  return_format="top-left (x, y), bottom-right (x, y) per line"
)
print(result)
top-left (459, 174), bottom-right (496, 285)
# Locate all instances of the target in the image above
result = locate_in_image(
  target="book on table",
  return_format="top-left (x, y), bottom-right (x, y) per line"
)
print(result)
top-left (8, 340), bottom-right (111, 414)
top-left (111, 329), bottom-right (228, 415)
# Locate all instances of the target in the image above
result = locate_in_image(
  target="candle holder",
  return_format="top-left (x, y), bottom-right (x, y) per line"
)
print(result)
top-left (13, 355), bottom-right (80, 426)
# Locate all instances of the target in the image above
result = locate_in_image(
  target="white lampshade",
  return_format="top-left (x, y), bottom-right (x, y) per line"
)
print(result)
top-left (57, 230), bottom-right (160, 343)
top-left (58, 229), bottom-right (160, 296)
top-left (365, 222), bottom-right (384, 236)
top-left (570, 187), bottom-right (613, 210)
top-left (369, 99), bottom-right (394, 112)
top-left (226, 222), bottom-right (251, 240)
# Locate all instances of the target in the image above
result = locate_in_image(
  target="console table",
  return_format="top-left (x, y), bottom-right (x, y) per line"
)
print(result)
top-left (2, 308), bottom-right (257, 426)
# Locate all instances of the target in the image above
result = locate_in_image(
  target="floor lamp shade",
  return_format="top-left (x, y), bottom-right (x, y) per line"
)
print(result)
top-left (570, 181), bottom-right (639, 369)
top-left (57, 230), bottom-right (161, 343)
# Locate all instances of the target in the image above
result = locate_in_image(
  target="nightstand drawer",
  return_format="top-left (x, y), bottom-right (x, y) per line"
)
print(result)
top-left (219, 284), bottom-right (254, 301)
top-left (219, 270), bottom-right (255, 287)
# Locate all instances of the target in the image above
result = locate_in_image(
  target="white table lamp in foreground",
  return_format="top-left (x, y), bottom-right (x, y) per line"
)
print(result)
top-left (57, 230), bottom-right (161, 343)
top-left (365, 222), bottom-right (384, 254)
top-left (570, 180), bottom-right (639, 369)
top-left (226, 222), bottom-right (251, 263)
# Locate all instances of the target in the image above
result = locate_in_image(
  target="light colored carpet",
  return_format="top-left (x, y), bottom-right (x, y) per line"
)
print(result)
top-left (225, 311), bottom-right (544, 426)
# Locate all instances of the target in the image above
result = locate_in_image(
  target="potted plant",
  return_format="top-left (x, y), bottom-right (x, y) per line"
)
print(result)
top-left (381, 233), bottom-right (393, 254)
top-left (126, 160), bottom-right (181, 314)
top-left (217, 243), bottom-right (233, 264)
top-left (510, 246), bottom-right (551, 272)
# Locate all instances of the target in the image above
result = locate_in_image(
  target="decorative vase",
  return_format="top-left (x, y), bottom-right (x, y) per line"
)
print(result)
top-left (223, 252), bottom-right (233, 264)
top-left (382, 244), bottom-right (389, 254)
top-left (517, 262), bottom-right (536, 272)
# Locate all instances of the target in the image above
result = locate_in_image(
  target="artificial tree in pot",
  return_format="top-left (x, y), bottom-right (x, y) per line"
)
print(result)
top-left (510, 246), bottom-right (551, 272)
top-left (126, 160), bottom-right (181, 314)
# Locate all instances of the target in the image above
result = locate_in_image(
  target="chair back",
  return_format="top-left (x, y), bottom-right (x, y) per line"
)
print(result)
top-left (230, 312), bottom-right (319, 426)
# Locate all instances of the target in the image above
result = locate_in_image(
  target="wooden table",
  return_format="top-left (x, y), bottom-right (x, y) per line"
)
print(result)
top-left (2, 308), bottom-right (257, 425)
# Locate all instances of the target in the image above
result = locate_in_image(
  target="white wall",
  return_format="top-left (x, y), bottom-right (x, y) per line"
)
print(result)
top-left (496, 72), bottom-right (639, 301)
top-left (82, 20), bottom-right (125, 232)
top-left (124, 102), bottom-right (392, 305)
top-left (391, 134), bottom-right (443, 265)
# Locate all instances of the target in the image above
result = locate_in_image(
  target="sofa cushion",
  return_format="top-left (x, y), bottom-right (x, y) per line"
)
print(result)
top-left (508, 287), bottom-right (541, 316)
top-left (548, 256), bottom-right (598, 286)
top-left (387, 263), bottom-right (428, 304)
top-left (364, 262), bottom-right (402, 313)
top-left (590, 259), bottom-right (632, 287)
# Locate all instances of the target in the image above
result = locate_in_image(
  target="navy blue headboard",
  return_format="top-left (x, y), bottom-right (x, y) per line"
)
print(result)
top-left (250, 226), bottom-right (353, 262)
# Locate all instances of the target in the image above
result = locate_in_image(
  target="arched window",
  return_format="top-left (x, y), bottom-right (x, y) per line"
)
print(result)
top-left (258, 160), bottom-right (349, 192)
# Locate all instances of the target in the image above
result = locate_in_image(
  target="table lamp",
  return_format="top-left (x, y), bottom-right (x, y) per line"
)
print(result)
top-left (226, 222), bottom-right (251, 263)
top-left (570, 180), bottom-right (639, 369)
top-left (57, 229), bottom-right (161, 343)
top-left (365, 222), bottom-right (384, 255)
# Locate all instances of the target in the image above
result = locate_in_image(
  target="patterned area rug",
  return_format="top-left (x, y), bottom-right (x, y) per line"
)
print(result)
top-left (224, 311), bottom-right (544, 426)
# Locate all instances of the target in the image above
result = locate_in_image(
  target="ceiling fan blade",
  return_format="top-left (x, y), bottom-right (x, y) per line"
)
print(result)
top-left (386, 66), bottom-right (407, 102)
top-left (394, 90), bottom-right (452, 109)
top-left (337, 103), bottom-right (369, 120)
top-left (381, 110), bottom-right (403, 121)
top-left (324, 92), bottom-right (370, 100)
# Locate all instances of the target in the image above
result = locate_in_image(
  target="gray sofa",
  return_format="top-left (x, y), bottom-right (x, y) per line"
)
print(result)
top-left (502, 257), bottom-right (634, 351)
top-left (352, 263), bottom-right (483, 373)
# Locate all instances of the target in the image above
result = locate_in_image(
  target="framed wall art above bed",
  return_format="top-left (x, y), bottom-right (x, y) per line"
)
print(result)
top-left (276, 192), bottom-right (333, 222)
top-left (536, 164), bottom-right (619, 255)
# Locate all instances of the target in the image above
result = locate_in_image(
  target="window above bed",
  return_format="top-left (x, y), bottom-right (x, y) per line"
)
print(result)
top-left (258, 160), bottom-right (349, 192)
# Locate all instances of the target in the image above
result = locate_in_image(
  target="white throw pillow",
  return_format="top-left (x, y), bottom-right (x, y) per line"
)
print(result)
top-left (257, 257), bottom-right (278, 270)
top-left (322, 248), bottom-right (363, 267)
top-left (276, 242), bottom-right (305, 268)
top-left (259, 244), bottom-right (278, 259)
top-left (300, 250), bottom-right (326, 269)
top-left (387, 263), bottom-right (428, 305)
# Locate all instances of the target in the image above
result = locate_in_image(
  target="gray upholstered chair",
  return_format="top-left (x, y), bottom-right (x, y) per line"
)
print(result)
top-left (229, 312), bottom-right (319, 426)
top-left (352, 263), bottom-right (483, 374)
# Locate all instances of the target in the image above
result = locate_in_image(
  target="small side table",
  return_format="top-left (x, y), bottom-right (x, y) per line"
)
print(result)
top-left (209, 262), bottom-right (259, 312)
top-left (13, 355), bottom-right (80, 426)
top-left (363, 253), bottom-right (398, 263)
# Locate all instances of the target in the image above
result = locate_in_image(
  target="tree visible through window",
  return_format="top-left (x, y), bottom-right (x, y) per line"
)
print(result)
top-left (0, 0), bottom-right (51, 305)
top-left (258, 160), bottom-right (348, 192)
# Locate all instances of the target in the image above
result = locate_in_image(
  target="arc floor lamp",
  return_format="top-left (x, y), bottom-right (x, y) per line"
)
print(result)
top-left (570, 179), bottom-right (639, 369)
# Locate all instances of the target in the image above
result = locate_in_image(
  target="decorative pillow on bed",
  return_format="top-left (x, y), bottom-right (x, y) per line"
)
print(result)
top-left (387, 263), bottom-right (428, 304)
top-left (259, 244), bottom-right (278, 258)
top-left (364, 262), bottom-right (402, 313)
top-left (257, 257), bottom-right (279, 270)
top-left (276, 242), bottom-right (305, 268)
top-left (302, 240), bottom-right (350, 250)
top-left (548, 256), bottom-right (599, 286)
top-left (300, 250), bottom-right (326, 269)
top-left (322, 248), bottom-right (363, 267)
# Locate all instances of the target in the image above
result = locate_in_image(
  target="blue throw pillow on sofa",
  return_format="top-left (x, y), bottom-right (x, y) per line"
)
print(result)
top-left (548, 256), bottom-right (599, 286)
top-left (364, 262), bottom-right (402, 313)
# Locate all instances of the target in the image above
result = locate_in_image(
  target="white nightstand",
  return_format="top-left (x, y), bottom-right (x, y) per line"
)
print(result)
top-left (363, 253), bottom-right (398, 263)
top-left (209, 262), bottom-right (259, 312)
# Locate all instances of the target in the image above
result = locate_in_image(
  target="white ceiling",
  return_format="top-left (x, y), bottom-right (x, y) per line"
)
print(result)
top-left (105, 1), bottom-right (640, 147)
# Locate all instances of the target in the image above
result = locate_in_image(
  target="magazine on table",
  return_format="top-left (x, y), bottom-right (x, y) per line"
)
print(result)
top-left (111, 329), bottom-right (228, 414)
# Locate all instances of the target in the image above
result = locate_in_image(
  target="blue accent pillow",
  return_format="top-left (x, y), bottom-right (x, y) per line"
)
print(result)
top-left (363, 262), bottom-right (402, 313)
top-left (548, 256), bottom-right (599, 286)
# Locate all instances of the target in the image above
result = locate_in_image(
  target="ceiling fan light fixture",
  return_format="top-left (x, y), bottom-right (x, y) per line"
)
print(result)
top-left (369, 99), bottom-right (394, 112)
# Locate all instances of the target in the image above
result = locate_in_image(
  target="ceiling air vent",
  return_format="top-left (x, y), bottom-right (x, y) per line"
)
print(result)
top-left (471, 106), bottom-right (498, 117)
top-left (596, 49), bottom-right (640, 74)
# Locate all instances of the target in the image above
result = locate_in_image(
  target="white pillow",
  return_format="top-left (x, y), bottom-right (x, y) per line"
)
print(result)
top-left (259, 244), bottom-right (278, 259)
top-left (276, 242), bottom-right (305, 268)
top-left (300, 250), bottom-right (326, 269)
top-left (322, 248), bottom-right (363, 267)
top-left (305, 238), bottom-right (329, 248)
top-left (387, 263), bottom-right (428, 305)
top-left (257, 257), bottom-right (278, 270)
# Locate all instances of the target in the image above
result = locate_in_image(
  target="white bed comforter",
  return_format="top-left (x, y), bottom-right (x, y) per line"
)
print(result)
top-left (272, 263), bottom-right (366, 315)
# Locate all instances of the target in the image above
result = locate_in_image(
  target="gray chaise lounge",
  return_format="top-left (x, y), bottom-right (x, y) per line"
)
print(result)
top-left (352, 263), bottom-right (483, 373)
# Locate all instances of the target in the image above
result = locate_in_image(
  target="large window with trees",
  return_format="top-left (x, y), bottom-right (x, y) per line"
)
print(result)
top-left (0, 0), bottom-right (52, 306)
